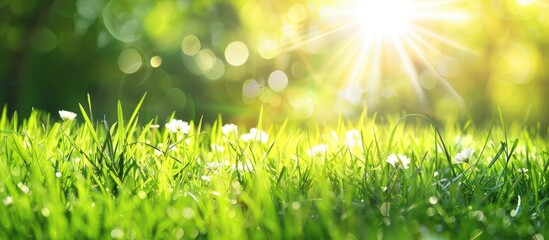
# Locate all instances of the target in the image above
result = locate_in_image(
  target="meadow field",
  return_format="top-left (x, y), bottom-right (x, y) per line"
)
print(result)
top-left (0, 98), bottom-right (547, 239)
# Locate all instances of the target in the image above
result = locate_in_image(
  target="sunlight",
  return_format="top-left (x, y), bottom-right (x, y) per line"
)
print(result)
top-left (355, 0), bottom-right (415, 37)
top-left (307, 0), bottom-right (474, 111)
top-left (238, 0), bottom-right (473, 117)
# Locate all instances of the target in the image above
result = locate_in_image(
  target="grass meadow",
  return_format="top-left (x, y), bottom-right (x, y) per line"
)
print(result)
top-left (0, 98), bottom-right (547, 239)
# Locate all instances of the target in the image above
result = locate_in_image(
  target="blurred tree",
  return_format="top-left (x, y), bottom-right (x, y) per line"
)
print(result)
top-left (1, 0), bottom-right (57, 111)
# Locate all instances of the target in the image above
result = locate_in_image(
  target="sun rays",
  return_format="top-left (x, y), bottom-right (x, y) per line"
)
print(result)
top-left (280, 0), bottom-right (473, 111)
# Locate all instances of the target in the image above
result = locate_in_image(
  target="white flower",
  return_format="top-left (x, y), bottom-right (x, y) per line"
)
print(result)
top-left (307, 144), bottom-right (328, 158)
top-left (205, 161), bottom-right (229, 171)
top-left (59, 110), bottom-right (77, 121)
top-left (154, 148), bottom-right (162, 156)
top-left (386, 153), bottom-right (411, 169)
top-left (222, 124), bottom-right (238, 136)
top-left (291, 154), bottom-right (299, 162)
top-left (240, 128), bottom-right (269, 143)
top-left (201, 175), bottom-right (212, 181)
top-left (165, 119), bottom-right (190, 133)
top-left (345, 129), bottom-right (362, 148)
top-left (17, 182), bottom-right (30, 194)
top-left (210, 144), bottom-right (225, 152)
top-left (454, 148), bottom-right (474, 164)
top-left (231, 161), bottom-right (254, 172)
top-left (205, 162), bottom-right (221, 170)
top-left (3, 196), bottom-right (13, 206)
top-left (517, 168), bottom-right (529, 173)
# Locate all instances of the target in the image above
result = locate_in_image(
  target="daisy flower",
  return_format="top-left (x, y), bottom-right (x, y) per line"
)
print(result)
top-left (241, 128), bottom-right (269, 144)
top-left (3, 196), bottom-right (13, 206)
top-left (165, 119), bottom-right (190, 134)
top-left (231, 161), bottom-right (254, 172)
top-left (386, 153), bottom-right (411, 169)
top-left (221, 123), bottom-right (238, 136)
top-left (454, 148), bottom-right (474, 164)
top-left (210, 144), bottom-right (225, 153)
top-left (59, 110), bottom-right (77, 121)
top-left (307, 144), bottom-right (328, 158)
top-left (345, 129), bottom-right (362, 148)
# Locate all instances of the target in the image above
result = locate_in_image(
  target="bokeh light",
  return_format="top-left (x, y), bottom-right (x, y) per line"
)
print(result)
top-left (32, 28), bottom-right (57, 53)
top-left (268, 70), bottom-right (289, 92)
top-left (150, 56), bottom-right (162, 68)
top-left (242, 79), bottom-right (261, 100)
top-left (118, 48), bottom-right (142, 74)
top-left (181, 35), bottom-right (201, 56)
top-left (287, 4), bottom-right (308, 24)
top-left (196, 49), bottom-right (216, 72)
top-left (419, 70), bottom-right (439, 90)
top-left (436, 57), bottom-right (462, 79)
top-left (257, 37), bottom-right (280, 59)
top-left (203, 57), bottom-right (225, 80)
top-left (287, 88), bottom-right (315, 119)
top-left (224, 41), bottom-right (249, 66)
top-left (492, 42), bottom-right (537, 84)
top-left (103, 1), bottom-right (143, 42)
top-left (76, 0), bottom-right (102, 20)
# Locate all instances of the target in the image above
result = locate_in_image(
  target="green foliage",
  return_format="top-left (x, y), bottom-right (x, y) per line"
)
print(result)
top-left (0, 103), bottom-right (547, 239)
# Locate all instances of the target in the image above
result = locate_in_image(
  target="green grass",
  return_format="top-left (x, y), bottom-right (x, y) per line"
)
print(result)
top-left (0, 99), bottom-right (547, 239)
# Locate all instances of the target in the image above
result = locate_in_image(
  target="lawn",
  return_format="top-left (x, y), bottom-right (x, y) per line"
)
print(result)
top-left (0, 98), bottom-right (547, 239)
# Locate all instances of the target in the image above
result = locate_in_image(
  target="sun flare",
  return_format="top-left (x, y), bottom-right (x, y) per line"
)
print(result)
top-left (321, 0), bottom-right (471, 110)
top-left (280, 0), bottom-right (473, 114)
top-left (355, 0), bottom-right (415, 37)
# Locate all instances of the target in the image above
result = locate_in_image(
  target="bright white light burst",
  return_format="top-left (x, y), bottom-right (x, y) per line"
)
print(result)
top-left (356, 0), bottom-right (415, 37)
top-left (284, 0), bottom-right (473, 110)
top-left (346, 0), bottom-right (471, 107)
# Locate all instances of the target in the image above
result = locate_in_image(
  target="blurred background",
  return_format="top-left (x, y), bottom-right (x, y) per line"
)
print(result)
top-left (0, 0), bottom-right (547, 127)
